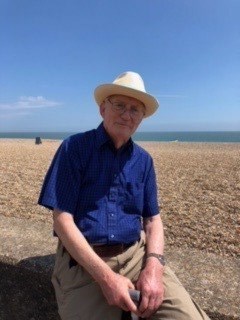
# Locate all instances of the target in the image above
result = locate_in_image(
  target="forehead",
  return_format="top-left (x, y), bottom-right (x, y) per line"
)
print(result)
top-left (109, 95), bottom-right (145, 107)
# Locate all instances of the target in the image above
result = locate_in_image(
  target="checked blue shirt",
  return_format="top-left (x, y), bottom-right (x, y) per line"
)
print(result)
top-left (38, 123), bottom-right (159, 244)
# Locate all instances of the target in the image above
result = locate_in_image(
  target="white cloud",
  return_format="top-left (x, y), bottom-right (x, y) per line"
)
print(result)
top-left (0, 111), bottom-right (31, 119)
top-left (0, 96), bottom-right (62, 110)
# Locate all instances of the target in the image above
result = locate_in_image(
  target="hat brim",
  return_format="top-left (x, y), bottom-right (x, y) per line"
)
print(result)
top-left (94, 84), bottom-right (159, 118)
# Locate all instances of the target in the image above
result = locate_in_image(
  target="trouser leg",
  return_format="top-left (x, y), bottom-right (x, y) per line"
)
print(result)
top-left (51, 241), bottom-right (122, 320)
top-left (118, 235), bottom-right (210, 320)
top-left (52, 237), bottom-right (210, 320)
top-left (150, 266), bottom-right (210, 320)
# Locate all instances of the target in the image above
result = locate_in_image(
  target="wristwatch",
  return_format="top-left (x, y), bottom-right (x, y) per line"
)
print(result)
top-left (146, 253), bottom-right (166, 266)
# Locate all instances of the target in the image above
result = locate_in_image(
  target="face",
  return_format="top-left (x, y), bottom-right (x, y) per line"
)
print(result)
top-left (100, 95), bottom-right (145, 146)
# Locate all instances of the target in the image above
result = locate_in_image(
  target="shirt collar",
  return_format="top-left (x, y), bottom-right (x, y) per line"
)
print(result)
top-left (95, 122), bottom-right (110, 149)
top-left (95, 122), bottom-right (135, 155)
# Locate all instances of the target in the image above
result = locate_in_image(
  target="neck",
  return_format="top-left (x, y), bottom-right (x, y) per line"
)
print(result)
top-left (103, 124), bottom-right (129, 149)
top-left (109, 134), bottom-right (129, 149)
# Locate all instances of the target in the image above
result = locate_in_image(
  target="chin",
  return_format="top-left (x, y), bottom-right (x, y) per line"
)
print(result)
top-left (116, 126), bottom-right (132, 135)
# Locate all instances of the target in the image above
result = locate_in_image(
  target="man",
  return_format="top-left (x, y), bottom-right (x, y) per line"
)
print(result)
top-left (38, 71), bottom-right (210, 320)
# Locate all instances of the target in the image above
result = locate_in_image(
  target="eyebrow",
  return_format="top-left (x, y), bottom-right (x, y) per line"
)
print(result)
top-left (111, 96), bottom-right (145, 108)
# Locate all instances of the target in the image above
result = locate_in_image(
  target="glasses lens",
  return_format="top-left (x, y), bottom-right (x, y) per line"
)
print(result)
top-left (108, 98), bottom-right (144, 120)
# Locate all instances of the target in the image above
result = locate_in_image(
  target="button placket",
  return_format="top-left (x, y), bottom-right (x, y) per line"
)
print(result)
top-left (107, 150), bottom-right (121, 242)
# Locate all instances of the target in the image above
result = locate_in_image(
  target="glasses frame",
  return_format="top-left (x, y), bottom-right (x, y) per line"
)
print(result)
top-left (106, 97), bottom-right (145, 121)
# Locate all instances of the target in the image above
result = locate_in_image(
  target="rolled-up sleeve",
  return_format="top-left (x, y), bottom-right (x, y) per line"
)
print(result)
top-left (142, 157), bottom-right (159, 217)
top-left (38, 137), bottom-right (82, 215)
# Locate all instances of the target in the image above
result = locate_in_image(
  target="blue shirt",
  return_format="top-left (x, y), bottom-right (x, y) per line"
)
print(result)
top-left (38, 123), bottom-right (159, 244)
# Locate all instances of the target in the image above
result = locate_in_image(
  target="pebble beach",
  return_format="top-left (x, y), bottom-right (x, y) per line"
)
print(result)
top-left (0, 139), bottom-right (239, 258)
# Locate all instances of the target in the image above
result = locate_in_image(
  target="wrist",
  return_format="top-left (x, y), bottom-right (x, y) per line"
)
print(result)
top-left (144, 257), bottom-right (164, 276)
top-left (92, 263), bottom-right (115, 285)
top-left (145, 253), bottom-right (166, 267)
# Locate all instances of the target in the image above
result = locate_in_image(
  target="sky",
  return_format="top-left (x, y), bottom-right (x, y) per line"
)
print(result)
top-left (0, 0), bottom-right (239, 132)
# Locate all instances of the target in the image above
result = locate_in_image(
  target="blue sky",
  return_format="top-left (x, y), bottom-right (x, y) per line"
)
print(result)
top-left (0, 0), bottom-right (239, 132)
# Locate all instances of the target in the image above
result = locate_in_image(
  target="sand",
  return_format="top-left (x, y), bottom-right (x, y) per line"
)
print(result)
top-left (0, 139), bottom-right (239, 258)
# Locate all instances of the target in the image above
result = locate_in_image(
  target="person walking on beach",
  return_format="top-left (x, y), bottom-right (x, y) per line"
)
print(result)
top-left (38, 71), bottom-right (210, 320)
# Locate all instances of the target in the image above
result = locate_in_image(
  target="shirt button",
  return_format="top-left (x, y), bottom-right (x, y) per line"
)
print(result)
top-left (110, 234), bottom-right (115, 238)
top-left (110, 213), bottom-right (114, 217)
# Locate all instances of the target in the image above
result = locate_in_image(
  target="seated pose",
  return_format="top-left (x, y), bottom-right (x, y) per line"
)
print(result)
top-left (39, 71), bottom-right (210, 320)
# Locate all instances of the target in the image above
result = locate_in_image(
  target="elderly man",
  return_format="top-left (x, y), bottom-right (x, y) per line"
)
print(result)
top-left (38, 72), bottom-right (210, 320)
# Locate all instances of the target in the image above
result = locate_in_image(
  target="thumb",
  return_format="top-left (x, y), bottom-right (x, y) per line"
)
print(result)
top-left (127, 280), bottom-right (135, 290)
top-left (126, 293), bottom-right (138, 313)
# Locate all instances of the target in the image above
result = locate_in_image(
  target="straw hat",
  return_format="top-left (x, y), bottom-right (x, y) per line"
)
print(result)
top-left (94, 71), bottom-right (159, 118)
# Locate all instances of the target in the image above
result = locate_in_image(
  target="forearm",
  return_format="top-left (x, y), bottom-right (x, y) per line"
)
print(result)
top-left (136, 214), bottom-right (165, 317)
top-left (143, 214), bottom-right (164, 256)
top-left (53, 209), bottom-right (114, 285)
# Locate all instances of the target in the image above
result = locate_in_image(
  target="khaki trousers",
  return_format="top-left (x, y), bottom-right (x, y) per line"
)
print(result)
top-left (52, 235), bottom-right (210, 320)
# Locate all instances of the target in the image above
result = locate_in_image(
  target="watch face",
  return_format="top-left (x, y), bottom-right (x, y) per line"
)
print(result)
top-left (158, 256), bottom-right (166, 266)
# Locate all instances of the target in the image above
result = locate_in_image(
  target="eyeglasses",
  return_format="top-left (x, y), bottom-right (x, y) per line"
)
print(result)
top-left (106, 98), bottom-right (145, 121)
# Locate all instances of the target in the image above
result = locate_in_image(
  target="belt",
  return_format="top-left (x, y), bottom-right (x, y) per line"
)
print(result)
top-left (64, 242), bottom-right (135, 268)
top-left (92, 242), bottom-right (135, 257)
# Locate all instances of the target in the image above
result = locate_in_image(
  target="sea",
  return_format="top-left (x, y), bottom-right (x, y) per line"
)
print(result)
top-left (0, 131), bottom-right (240, 143)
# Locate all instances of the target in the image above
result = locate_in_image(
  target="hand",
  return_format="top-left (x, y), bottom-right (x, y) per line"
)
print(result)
top-left (135, 258), bottom-right (164, 318)
top-left (99, 272), bottom-right (138, 313)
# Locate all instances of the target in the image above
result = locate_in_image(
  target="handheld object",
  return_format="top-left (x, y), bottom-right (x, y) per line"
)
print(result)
top-left (129, 289), bottom-right (141, 305)
top-left (129, 289), bottom-right (141, 320)
top-left (121, 290), bottom-right (142, 320)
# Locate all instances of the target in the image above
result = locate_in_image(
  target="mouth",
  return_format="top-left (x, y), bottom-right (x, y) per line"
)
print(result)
top-left (116, 122), bottom-right (130, 127)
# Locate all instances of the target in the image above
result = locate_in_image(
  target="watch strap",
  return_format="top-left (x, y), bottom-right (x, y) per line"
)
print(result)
top-left (146, 253), bottom-right (166, 266)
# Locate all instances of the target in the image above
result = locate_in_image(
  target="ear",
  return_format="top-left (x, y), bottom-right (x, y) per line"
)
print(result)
top-left (99, 102), bottom-right (106, 118)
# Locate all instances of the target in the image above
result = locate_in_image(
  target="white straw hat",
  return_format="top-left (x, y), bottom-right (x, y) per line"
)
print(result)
top-left (94, 71), bottom-right (159, 118)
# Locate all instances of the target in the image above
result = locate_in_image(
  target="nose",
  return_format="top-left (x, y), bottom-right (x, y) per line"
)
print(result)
top-left (120, 109), bottom-right (132, 120)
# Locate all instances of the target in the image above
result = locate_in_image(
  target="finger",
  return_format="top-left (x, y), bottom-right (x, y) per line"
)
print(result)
top-left (140, 296), bottom-right (156, 318)
top-left (124, 298), bottom-right (138, 313)
top-left (122, 289), bottom-right (139, 313)
top-left (155, 293), bottom-right (164, 308)
top-left (121, 303), bottom-right (129, 312)
top-left (138, 294), bottom-right (149, 314)
top-left (127, 280), bottom-right (135, 290)
top-left (140, 293), bottom-right (163, 318)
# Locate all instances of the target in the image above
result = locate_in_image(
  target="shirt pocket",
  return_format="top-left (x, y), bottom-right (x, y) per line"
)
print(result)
top-left (122, 182), bottom-right (144, 214)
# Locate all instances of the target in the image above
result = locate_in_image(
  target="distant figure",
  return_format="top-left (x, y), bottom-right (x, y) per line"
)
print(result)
top-left (35, 137), bottom-right (42, 145)
top-left (38, 71), bottom-right (210, 320)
